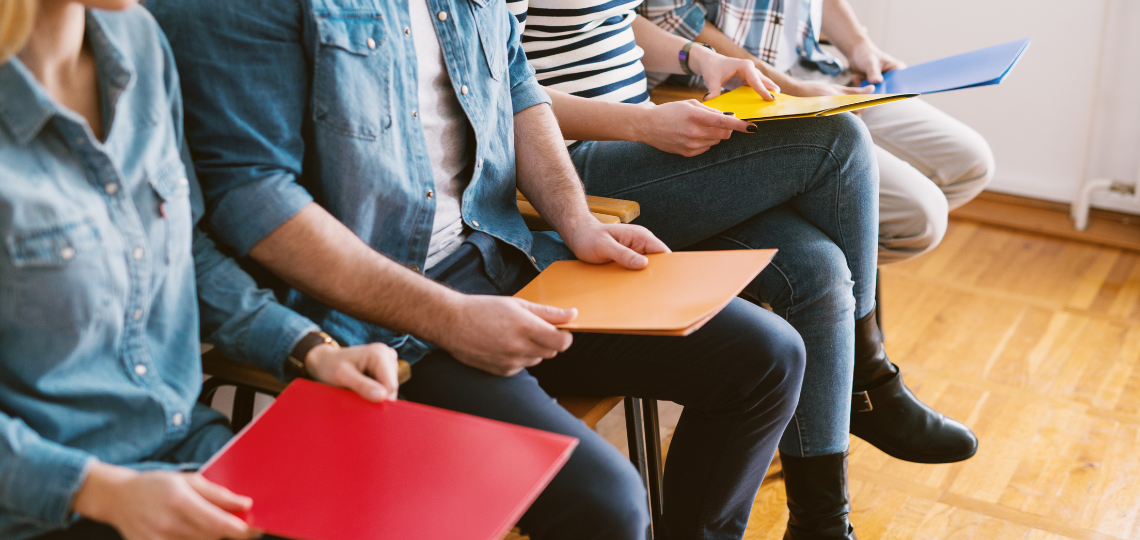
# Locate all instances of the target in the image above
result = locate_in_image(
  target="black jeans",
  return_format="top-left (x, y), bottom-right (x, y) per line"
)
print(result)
top-left (405, 233), bottom-right (806, 540)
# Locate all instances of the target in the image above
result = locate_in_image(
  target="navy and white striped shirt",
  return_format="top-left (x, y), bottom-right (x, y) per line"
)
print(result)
top-left (508, 0), bottom-right (651, 105)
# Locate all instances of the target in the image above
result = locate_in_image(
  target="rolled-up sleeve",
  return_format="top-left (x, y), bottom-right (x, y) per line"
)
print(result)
top-left (193, 227), bottom-right (318, 380)
top-left (639, 0), bottom-right (707, 39)
top-left (0, 413), bottom-right (92, 528)
top-left (149, 0), bottom-right (314, 256)
top-left (506, 9), bottom-right (552, 114)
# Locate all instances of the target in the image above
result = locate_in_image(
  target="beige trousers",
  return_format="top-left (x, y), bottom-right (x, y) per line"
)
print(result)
top-left (791, 59), bottom-right (995, 265)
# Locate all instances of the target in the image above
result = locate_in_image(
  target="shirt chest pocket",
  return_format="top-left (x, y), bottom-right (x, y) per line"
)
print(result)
top-left (2, 219), bottom-right (110, 330)
top-left (470, 0), bottom-right (508, 80)
top-left (146, 158), bottom-right (193, 267)
top-left (312, 16), bottom-right (393, 140)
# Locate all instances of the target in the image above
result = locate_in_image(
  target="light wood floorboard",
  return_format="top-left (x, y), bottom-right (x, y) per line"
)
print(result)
top-left (508, 216), bottom-right (1140, 539)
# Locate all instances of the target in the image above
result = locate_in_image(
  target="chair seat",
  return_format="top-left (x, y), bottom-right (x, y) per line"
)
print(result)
top-left (555, 396), bottom-right (626, 429)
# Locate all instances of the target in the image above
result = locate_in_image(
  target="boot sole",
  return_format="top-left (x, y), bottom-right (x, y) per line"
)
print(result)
top-left (850, 428), bottom-right (978, 464)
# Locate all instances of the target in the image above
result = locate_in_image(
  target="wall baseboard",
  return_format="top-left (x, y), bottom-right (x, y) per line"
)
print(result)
top-left (950, 191), bottom-right (1140, 252)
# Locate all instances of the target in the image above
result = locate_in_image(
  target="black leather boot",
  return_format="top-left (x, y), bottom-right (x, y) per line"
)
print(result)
top-left (781, 451), bottom-right (857, 540)
top-left (849, 309), bottom-right (978, 463)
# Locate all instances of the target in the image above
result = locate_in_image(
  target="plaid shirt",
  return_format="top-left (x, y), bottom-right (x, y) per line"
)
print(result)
top-left (638, 0), bottom-right (842, 79)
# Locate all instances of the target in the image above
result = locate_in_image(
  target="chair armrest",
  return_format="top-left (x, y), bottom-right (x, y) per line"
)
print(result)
top-left (648, 84), bottom-right (705, 105)
top-left (201, 346), bottom-right (412, 396)
top-left (516, 192), bottom-right (641, 231)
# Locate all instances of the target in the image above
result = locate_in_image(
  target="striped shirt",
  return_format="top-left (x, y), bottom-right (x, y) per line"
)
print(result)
top-left (508, 0), bottom-right (651, 105)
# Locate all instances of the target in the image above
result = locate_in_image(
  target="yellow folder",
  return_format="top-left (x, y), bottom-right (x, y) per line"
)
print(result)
top-left (703, 86), bottom-right (917, 122)
top-left (514, 250), bottom-right (776, 336)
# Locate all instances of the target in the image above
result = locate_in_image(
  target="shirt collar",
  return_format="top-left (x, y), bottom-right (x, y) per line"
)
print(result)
top-left (0, 10), bottom-right (135, 146)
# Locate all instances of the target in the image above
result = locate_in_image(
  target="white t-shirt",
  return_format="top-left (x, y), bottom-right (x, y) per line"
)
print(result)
top-left (411, 0), bottom-right (471, 269)
top-left (773, 0), bottom-right (800, 74)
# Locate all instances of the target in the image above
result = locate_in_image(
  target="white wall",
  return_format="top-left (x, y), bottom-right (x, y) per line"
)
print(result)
top-left (848, 0), bottom-right (1140, 214)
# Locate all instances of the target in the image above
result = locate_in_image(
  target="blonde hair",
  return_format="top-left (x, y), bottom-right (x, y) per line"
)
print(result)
top-left (0, 0), bottom-right (36, 63)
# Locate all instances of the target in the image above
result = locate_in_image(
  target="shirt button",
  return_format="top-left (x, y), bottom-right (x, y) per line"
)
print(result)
top-left (437, 10), bottom-right (447, 21)
top-left (367, 37), bottom-right (377, 49)
top-left (60, 247), bottom-right (76, 260)
top-left (426, 189), bottom-right (434, 199)
top-left (179, 177), bottom-right (189, 186)
top-left (409, 264), bottom-right (420, 273)
top-left (104, 183), bottom-right (119, 195)
top-left (134, 364), bottom-right (148, 376)
top-left (133, 247), bottom-right (145, 260)
top-left (172, 413), bottom-right (184, 427)
top-left (132, 309), bottom-right (143, 321)
top-left (412, 109), bottom-right (418, 119)
top-left (472, 220), bottom-right (480, 228)
top-left (404, 27), bottom-right (410, 36)
top-left (460, 85), bottom-right (469, 95)
top-left (530, 255), bottom-right (537, 264)
top-left (476, 158), bottom-right (483, 168)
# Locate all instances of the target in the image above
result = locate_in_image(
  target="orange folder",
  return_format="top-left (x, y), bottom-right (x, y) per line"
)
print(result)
top-left (200, 379), bottom-right (578, 540)
top-left (514, 250), bottom-right (776, 336)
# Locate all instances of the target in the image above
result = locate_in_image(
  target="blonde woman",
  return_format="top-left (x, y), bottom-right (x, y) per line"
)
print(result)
top-left (0, 2), bottom-right (404, 539)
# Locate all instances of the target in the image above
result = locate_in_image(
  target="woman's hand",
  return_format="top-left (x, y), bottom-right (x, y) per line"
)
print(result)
top-left (73, 462), bottom-right (260, 540)
top-left (631, 100), bottom-right (756, 157)
top-left (305, 342), bottom-right (401, 402)
top-left (687, 45), bottom-right (781, 100)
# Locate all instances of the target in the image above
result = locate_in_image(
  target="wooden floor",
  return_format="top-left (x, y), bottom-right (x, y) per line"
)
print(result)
top-left (579, 216), bottom-right (1140, 540)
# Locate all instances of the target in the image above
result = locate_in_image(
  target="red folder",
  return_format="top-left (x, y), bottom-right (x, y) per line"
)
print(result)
top-left (200, 379), bottom-right (578, 540)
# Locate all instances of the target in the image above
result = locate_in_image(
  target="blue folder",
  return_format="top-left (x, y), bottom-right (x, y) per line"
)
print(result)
top-left (864, 38), bottom-right (1031, 95)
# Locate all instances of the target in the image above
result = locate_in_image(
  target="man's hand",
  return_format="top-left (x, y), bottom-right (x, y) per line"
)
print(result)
top-left (562, 221), bottom-right (671, 270)
top-left (845, 40), bottom-right (906, 86)
top-left (305, 342), bottom-right (400, 402)
top-left (73, 462), bottom-right (259, 540)
top-left (779, 76), bottom-right (877, 98)
top-left (632, 100), bottom-right (756, 157)
top-left (688, 45), bottom-right (780, 100)
top-left (439, 296), bottom-right (577, 377)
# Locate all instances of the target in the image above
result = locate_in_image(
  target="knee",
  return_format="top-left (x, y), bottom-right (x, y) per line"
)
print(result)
top-left (737, 312), bottom-right (807, 407)
top-left (773, 241), bottom-right (856, 319)
top-left (879, 184), bottom-right (948, 264)
top-left (936, 130), bottom-right (995, 210)
top-left (577, 463), bottom-right (650, 540)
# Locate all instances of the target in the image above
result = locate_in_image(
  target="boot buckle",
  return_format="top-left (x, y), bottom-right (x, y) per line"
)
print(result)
top-left (853, 391), bottom-right (873, 412)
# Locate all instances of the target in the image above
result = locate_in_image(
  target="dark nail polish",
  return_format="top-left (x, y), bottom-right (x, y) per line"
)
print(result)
top-left (746, 124), bottom-right (757, 133)
top-left (723, 111), bottom-right (734, 115)
top-left (703, 93), bottom-right (710, 101)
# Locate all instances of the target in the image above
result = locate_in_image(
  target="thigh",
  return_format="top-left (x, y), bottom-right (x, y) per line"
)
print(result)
top-left (687, 204), bottom-right (855, 316)
top-left (876, 144), bottom-right (949, 265)
top-left (570, 113), bottom-right (869, 248)
top-left (859, 98), bottom-right (994, 202)
top-left (528, 298), bottom-right (805, 414)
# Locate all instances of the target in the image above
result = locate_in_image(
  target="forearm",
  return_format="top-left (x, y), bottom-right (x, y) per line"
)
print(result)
top-left (513, 104), bottom-right (596, 237)
top-left (546, 87), bottom-right (648, 143)
top-left (631, 15), bottom-right (693, 74)
top-left (246, 204), bottom-right (465, 347)
top-left (693, 22), bottom-right (797, 89)
top-left (821, 0), bottom-right (871, 57)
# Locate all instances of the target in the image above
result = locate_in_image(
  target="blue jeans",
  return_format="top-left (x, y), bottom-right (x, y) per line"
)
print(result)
top-left (570, 113), bottom-right (879, 457)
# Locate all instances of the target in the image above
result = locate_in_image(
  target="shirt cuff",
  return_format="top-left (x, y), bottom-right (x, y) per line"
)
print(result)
top-left (1, 440), bottom-right (92, 527)
top-left (207, 171), bottom-right (314, 256)
top-left (219, 302), bottom-right (319, 381)
top-left (511, 77), bottom-right (553, 115)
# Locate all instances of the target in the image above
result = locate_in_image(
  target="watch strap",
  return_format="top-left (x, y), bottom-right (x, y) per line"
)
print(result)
top-left (285, 331), bottom-right (339, 379)
top-left (679, 41), bottom-right (714, 76)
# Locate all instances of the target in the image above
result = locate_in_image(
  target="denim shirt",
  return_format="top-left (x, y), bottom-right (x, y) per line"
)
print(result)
top-left (148, 0), bottom-right (571, 360)
top-left (0, 9), bottom-right (317, 538)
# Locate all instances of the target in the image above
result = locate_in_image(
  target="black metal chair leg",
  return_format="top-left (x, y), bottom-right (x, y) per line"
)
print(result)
top-left (641, 399), bottom-right (665, 538)
top-left (624, 397), bottom-right (653, 540)
top-left (875, 268), bottom-right (884, 341)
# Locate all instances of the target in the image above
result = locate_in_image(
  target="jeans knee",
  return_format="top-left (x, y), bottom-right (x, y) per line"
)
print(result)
top-left (580, 465), bottom-right (650, 540)
top-left (776, 241), bottom-right (856, 320)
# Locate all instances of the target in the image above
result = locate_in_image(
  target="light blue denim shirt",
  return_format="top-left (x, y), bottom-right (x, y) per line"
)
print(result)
top-left (148, 0), bottom-right (572, 361)
top-left (0, 8), bottom-right (317, 539)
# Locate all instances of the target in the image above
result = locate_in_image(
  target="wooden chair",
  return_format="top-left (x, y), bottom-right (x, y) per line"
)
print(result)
top-left (200, 193), bottom-right (668, 539)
